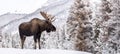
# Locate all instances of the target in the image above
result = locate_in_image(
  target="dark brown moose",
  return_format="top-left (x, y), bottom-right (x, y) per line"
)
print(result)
top-left (19, 11), bottom-right (56, 49)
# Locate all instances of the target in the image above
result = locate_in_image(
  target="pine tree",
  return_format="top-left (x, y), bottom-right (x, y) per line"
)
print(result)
top-left (67, 0), bottom-right (92, 51)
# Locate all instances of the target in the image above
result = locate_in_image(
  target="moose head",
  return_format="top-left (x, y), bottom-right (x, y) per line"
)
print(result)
top-left (40, 11), bottom-right (56, 32)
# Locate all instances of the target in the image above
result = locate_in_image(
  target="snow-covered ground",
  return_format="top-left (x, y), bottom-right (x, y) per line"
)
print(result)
top-left (0, 48), bottom-right (91, 54)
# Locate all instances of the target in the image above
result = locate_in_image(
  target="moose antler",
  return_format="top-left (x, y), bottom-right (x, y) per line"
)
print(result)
top-left (40, 11), bottom-right (49, 20)
top-left (40, 11), bottom-right (55, 22)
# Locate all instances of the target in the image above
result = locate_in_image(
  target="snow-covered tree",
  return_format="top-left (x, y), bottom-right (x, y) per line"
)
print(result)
top-left (67, 0), bottom-right (92, 51)
top-left (98, 0), bottom-right (120, 54)
top-left (67, 0), bottom-right (120, 54)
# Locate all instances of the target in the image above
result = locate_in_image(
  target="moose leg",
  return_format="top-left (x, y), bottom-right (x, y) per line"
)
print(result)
top-left (34, 36), bottom-right (37, 49)
top-left (20, 39), bottom-right (23, 49)
top-left (38, 34), bottom-right (41, 49)
top-left (20, 36), bottom-right (26, 49)
top-left (23, 37), bottom-right (26, 48)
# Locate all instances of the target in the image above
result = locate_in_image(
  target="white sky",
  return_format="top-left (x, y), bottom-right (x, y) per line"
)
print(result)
top-left (0, 0), bottom-right (48, 15)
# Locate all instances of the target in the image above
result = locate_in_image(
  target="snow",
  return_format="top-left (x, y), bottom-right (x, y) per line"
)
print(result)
top-left (0, 0), bottom-right (48, 15)
top-left (0, 48), bottom-right (91, 54)
top-left (0, 13), bottom-right (26, 27)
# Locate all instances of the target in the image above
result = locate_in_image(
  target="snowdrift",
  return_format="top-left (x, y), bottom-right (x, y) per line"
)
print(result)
top-left (0, 48), bottom-right (91, 54)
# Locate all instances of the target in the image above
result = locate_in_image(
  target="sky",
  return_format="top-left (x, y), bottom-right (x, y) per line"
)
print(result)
top-left (0, 0), bottom-right (48, 15)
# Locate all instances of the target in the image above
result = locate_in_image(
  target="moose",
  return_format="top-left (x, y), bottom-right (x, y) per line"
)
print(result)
top-left (19, 11), bottom-right (56, 49)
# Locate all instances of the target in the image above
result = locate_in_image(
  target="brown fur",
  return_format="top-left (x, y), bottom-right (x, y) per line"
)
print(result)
top-left (19, 18), bottom-right (56, 49)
